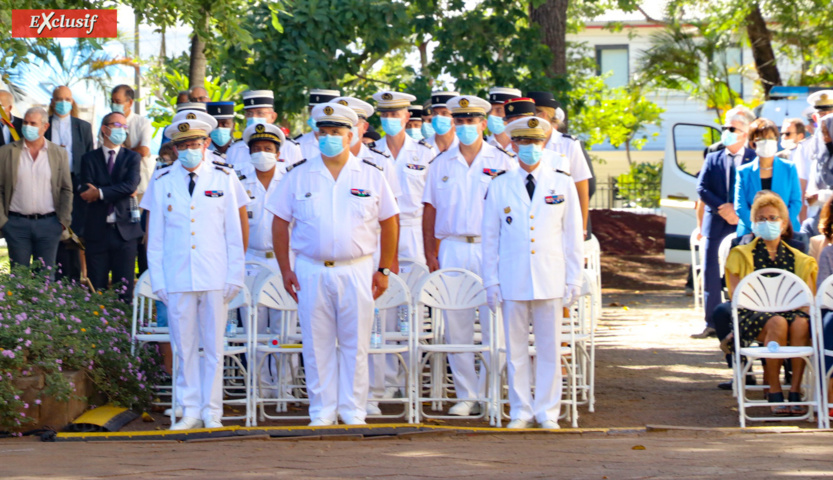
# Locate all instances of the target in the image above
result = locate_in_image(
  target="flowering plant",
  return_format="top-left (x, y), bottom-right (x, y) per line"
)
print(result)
top-left (0, 264), bottom-right (163, 432)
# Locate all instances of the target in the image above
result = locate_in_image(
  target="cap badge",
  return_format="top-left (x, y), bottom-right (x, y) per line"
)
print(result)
top-left (255, 124), bottom-right (265, 133)
top-left (460, 98), bottom-right (470, 108)
top-left (822, 94), bottom-right (829, 101)
top-left (324, 106), bottom-right (334, 115)
top-left (178, 123), bottom-right (190, 132)
top-left (528, 118), bottom-right (539, 128)
top-left (507, 104), bottom-right (514, 112)
top-left (382, 93), bottom-right (393, 100)
top-left (186, 113), bottom-right (197, 120)
top-left (338, 100), bottom-right (348, 106)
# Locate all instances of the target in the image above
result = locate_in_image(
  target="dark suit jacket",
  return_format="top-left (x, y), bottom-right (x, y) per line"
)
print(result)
top-left (79, 147), bottom-right (143, 245)
top-left (0, 116), bottom-right (23, 148)
top-left (696, 147), bottom-right (756, 238)
top-left (44, 115), bottom-right (94, 176)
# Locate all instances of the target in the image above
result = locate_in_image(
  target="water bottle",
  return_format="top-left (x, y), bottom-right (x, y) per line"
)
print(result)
top-left (398, 306), bottom-right (409, 335)
top-left (130, 196), bottom-right (141, 223)
top-left (767, 341), bottom-right (779, 352)
top-left (226, 311), bottom-right (237, 338)
top-left (371, 308), bottom-right (382, 349)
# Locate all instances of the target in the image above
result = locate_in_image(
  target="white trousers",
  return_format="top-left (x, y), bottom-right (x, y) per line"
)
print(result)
top-left (399, 221), bottom-right (425, 264)
top-left (167, 290), bottom-right (226, 420)
top-left (296, 256), bottom-right (374, 423)
top-left (502, 298), bottom-right (563, 423)
top-left (438, 239), bottom-right (502, 400)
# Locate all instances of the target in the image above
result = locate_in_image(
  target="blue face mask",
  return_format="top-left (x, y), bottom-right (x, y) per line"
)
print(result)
top-left (111, 103), bottom-right (125, 115)
top-left (210, 127), bottom-right (232, 146)
top-left (108, 127), bottom-right (127, 145)
top-left (421, 122), bottom-right (435, 138)
top-left (319, 134), bottom-right (345, 157)
top-left (432, 115), bottom-right (453, 135)
top-left (752, 220), bottom-right (782, 241)
top-left (456, 124), bottom-right (480, 145)
top-left (517, 144), bottom-right (543, 166)
top-left (307, 117), bottom-right (319, 133)
top-left (721, 129), bottom-right (739, 147)
top-left (179, 148), bottom-right (203, 169)
top-left (54, 100), bottom-right (72, 116)
top-left (21, 125), bottom-right (40, 142)
top-left (381, 117), bottom-right (404, 137)
top-left (246, 117), bottom-right (266, 128)
top-left (487, 115), bottom-right (506, 135)
top-left (406, 128), bottom-right (424, 141)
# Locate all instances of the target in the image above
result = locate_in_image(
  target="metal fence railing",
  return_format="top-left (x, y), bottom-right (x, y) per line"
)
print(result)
top-left (590, 176), bottom-right (661, 211)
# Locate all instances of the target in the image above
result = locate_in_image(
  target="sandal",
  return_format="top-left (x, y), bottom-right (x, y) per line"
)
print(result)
top-left (788, 391), bottom-right (808, 416)
top-left (768, 392), bottom-right (791, 416)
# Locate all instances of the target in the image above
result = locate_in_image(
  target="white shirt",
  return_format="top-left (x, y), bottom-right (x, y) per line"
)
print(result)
top-left (791, 140), bottom-right (812, 182)
top-left (125, 111), bottom-right (153, 196)
top-left (51, 115), bottom-right (73, 170)
top-left (374, 134), bottom-right (433, 223)
top-left (226, 138), bottom-right (303, 169)
top-left (141, 160), bottom-right (250, 293)
top-left (1, 120), bottom-right (11, 145)
top-left (242, 169), bottom-right (285, 252)
top-left (99, 146), bottom-right (121, 223)
top-left (268, 154), bottom-right (399, 262)
top-left (10, 142), bottom-right (54, 215)
top-left (357, 143), bottom-right (402, 199)
top-left (422, 142), bottom-right (517, 239)
top-left (543, 132), bottom-right (593, 183)
top-left (296, 132), bottom-right (319, 160)
top-left (482, 165), bottom-right (584, 300)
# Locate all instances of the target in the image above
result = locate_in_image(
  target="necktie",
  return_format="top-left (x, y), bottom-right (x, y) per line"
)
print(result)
top-left (188, 172), bottom-right (196, 196)
top-left (526, 173), bottom-right (535, 200)
top-left (107, 150), bottom-right (115, 175)
top-left (727, 154), bottom-right (737, 203)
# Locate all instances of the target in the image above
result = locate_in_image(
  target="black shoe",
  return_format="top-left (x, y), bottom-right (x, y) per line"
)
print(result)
top-left (717, 375), bottom-right (756, 390)
top-left (691, 327), bottom-right (717, 339)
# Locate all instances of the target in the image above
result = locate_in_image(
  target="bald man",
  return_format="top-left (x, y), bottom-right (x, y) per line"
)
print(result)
top-left (0, 90), bottom-right (23, 148)
top-left (44, 85), bottom-right (94, 282)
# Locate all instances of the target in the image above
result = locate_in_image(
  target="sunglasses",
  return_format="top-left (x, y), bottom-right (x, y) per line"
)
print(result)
top-left (781, 132), bottom-right (795, 137)
top-left (105, 122), bottom-right (127, 128)
top-left (722, 126), bottom-right (745, 133)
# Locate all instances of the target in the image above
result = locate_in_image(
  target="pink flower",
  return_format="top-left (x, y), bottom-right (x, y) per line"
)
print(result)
top-left (35, 399), bottom-right (41, 405)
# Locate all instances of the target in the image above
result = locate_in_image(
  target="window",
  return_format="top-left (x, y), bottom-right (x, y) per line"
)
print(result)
top-left (595, 45), bottom-right (629, 88)
top-left (719, 46), bottom-right (744, 97)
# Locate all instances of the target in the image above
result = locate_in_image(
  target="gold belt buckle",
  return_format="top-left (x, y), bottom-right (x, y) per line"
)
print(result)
top-left (265, 251), bottom-right (274, 259)
top-left (324, 261), bottom-right (335, 267)
top-left (466, 236), bottom-right (475, 243)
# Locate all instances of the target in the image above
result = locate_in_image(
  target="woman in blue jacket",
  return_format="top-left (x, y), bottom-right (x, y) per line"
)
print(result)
top-left (735, 118), bottom-right (802, 237)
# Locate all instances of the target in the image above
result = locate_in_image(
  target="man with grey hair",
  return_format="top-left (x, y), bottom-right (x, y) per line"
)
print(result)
top-left (0, 107), bottom-right (73, 271)
top-left (189, 86), bottom-right (209, 103)
top-left (0, 90), bottom-right (23, 148)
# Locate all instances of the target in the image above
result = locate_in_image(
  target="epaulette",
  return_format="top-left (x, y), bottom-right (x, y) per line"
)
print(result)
top-left (362, 159), bottom-right (383, 171)
top-left (155, 169), bottom-right (171, 180)
top-left (155, 163), bottom-right (172, 171)
top-left (285, 159), bottom-right (306, 173)
top-left (288, 138), bottom-right (299, 146)
top-left (293, 134), bottom-right (303, 140)
top-left (368, 146), bottom-right (390, 158)
top-left (496, 146), bottom-right (516, 158)
top-left (495, 170), bottom-right (507, 177)
top-left (212, 160), bottom-right (234, 169)
top-left (555, 169), bottom-right (571, 177)
top-left (237, 173), bottom-right (247, 181)
top-left (215, 166), bottom-right (231, 175)
top-left (428, 150), bottom-right (448, 165)
top-left (561, 133), bottom-right (578, 141)
top-left (418, 139), bottom-right (434, 149)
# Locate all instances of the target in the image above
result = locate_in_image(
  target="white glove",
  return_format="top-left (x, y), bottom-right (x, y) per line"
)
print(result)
top-left (154, 289), bottom-right (168, 305)
top-left (486, 285), bottom-right (502, 313)
top-left (223, 284), bottom-right (241, 304)
top-left (563, 284), bottom-right (582, 308)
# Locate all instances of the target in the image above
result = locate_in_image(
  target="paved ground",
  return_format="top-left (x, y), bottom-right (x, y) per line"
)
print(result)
top-left (1, 265), bottom-right (829, 478)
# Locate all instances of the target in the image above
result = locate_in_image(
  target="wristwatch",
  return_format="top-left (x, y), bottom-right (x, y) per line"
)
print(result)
top-left (377, 267), bottom-right (391, 276)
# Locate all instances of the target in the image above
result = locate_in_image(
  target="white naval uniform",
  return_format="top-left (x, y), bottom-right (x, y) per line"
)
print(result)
top-left (296, 131), bottom-right (319, 160)
top-left (267, 153), bottom-right (399, 423)
top-left (543, 132), bottom-right (592, 183)
top-left (241, 167), bottom-right (288, 393)
top-left (481, 164), bottom-right (583, 423)
top-left (421, 142), bottom-right (516, 401)
top-left (227, 136), bottom-right (303, 169)
top-left (425, 133), bottom-right (458, 155)
top-left (486, 134), bottom-right (510, 150)
top-left (141, 159), bottom-right (249, 421)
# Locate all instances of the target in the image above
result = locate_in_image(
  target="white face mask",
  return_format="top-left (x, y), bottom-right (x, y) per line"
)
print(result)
top-left (250, 151), bottom-right (278, 172)
top-left (755, 139), bottom-right (778, 158)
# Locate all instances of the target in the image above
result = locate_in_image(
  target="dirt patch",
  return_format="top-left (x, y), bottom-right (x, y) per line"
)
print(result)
top-left (591, 209), bottom-right (665, 255)
top-left (601, 254), bottom-right (688, 292)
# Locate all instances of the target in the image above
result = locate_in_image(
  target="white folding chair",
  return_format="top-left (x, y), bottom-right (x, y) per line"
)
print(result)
top-left (130, 271), bottom-right (175, 423)
top-left (413, 269), bottom-right (499, 426)
top-left (731, 268), bottom-right (822, 427)
top-left (251, 271), bottom-right (307, 424)
top-left (368, 273), bottom-right (414, 422)
top-left (584, 235), bottom-right (602, 320)
top-left (690, 228), bottom-right (704, 311)
top-left (814, 275), bottom-right (833, 429)
top-left (221, 285), bottom-right (254, 426)
top-left (718, 233), bottom-right (737, 302)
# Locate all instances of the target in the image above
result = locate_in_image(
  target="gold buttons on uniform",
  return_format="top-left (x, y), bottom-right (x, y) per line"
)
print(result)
top-left (530, 226), bottom-right (535, 231)
top-left (191, 232), bottom-right (195, 235)
top-left (531, 250), bottom-right (536, 254)
top-left (531, 238), bottom-right (535, 242)
top-left (191, 206), bottom-right (195, 210)
top-left (192, 245), bottom-right (196, 249)
top-left (530, 215), bottom-right (534, 219)
top-left (191, 219), bottom-right (195, 223)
